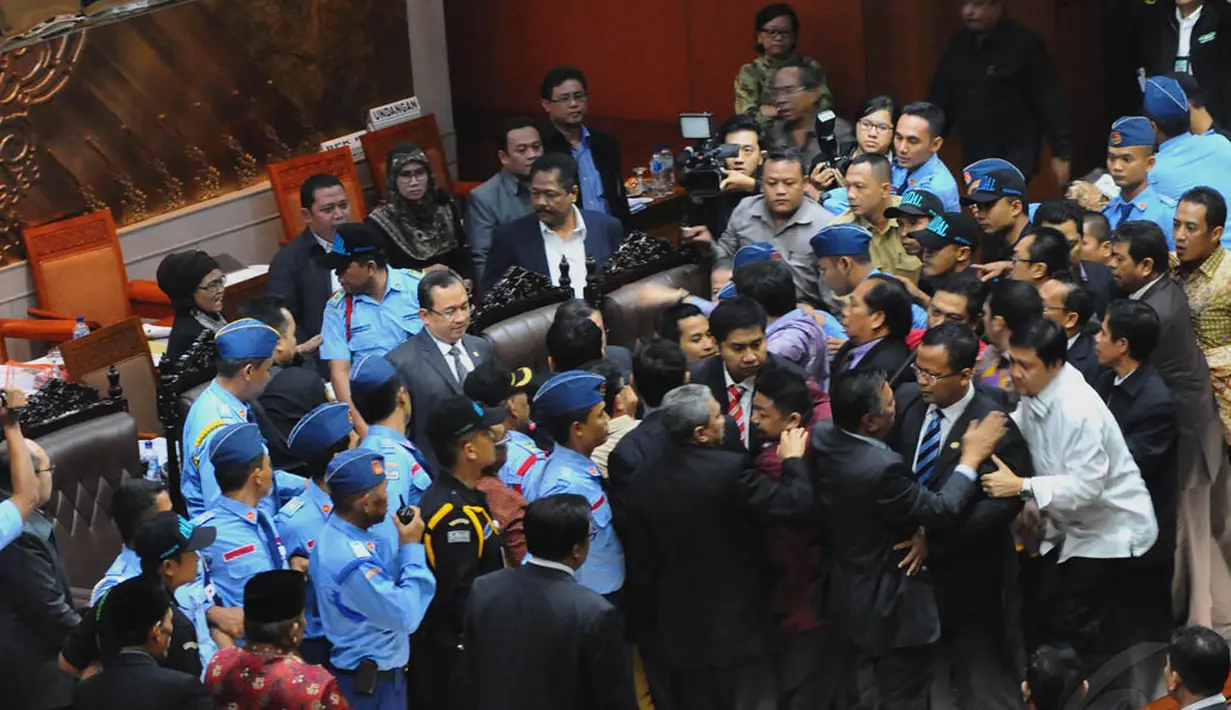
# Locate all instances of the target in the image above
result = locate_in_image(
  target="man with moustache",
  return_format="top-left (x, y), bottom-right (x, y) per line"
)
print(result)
top-left (467, 117), bottom-right (544, 284)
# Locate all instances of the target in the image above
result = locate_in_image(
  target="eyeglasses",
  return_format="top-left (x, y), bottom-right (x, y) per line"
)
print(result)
top-left (197, 276), bottom-right (226, 293)
top-left (548, 91), bottom-right (588, 105)
top-left (427, 301), bottom-right (471, 320)
top-left (911, 364), bottom-right (963, 383)
top-left (759, 27), bottom-right (795, 39)
top-left (771, 85), bottom-right (808, 97)
top-left (1042, 304), bottom-right (1069, 313)
top-left (397, 169), bottom-right (430, 183)
top-left (858, 118), bottom-right (893, 134)
top-left (1011, 255), bottom-right (1043, 265)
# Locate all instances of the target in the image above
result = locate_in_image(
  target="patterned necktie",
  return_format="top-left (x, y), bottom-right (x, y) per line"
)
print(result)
top-left (1118, 201), bottom-right (1134, 225)
top-left (915, 409), bottom-right (944, 484)
top-left (727, 383), bottom-right (746, 440)
top-left (448, 345), bottom-right (467, 385)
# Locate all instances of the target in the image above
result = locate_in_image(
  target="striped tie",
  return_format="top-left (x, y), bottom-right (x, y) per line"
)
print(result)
top-left (914, 410), bottom-right (944, 484)
top-left (728, 384), bottom-right (746, 440)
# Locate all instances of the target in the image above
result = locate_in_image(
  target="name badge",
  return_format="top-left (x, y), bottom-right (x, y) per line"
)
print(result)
top-left (1199, 31), bottom-right (1217, 44)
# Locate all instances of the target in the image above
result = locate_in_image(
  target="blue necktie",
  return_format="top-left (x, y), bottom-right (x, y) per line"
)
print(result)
top-left (915, 410), bottom-right (944, 484)
top-left (1118, 201), bottom-right (1134, 225)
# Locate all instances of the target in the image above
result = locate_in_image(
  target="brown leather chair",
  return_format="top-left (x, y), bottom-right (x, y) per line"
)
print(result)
top-left (601, 263), bottom-right (710, 350)
top-left (480, 302), bottom-right (560, 373)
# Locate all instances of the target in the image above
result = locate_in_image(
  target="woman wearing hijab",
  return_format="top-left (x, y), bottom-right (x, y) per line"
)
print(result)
top-left (157, 250), bottom-right (226, 366)
top-left (366, 143), bottom-right (471, 277)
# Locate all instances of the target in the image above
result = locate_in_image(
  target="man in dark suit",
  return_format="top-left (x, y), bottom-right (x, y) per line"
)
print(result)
top-left (72, 576), bottom-right (211, 710)
top-left (1111, 220), bottom-right (1231, 630)
top-left (814, 368), bottom-right (1008, 710)
top-left (267, 173), bottom-right (352, 370)
top-left (1040, 275), bottom-right (1104, 386)
top-left (554, 299), bottom-right (634, 376)
top-left (1034, 198), bottom-right (1117, 320)
top-left (831, 274), bottom-right (915, 387)
top-left (482, 152), bottom-right (624, 295)
top-left (387, 269), bottom-right (493, 471)
top-left (628, 382), bottom-right (813, 710)
top-left (540, 66), bottom-right (629, 226)
top-left (462, 494), bottom-right (638, 710)
top-left (887, 323), bottom-right (1033, 710)
top-left (1094, 298), bottom-right (1179, 644)
top-left (689, 296), bottom-right (805, 455)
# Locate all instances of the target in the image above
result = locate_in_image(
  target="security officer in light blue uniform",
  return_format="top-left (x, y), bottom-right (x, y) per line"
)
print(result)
top-left (193, 422), bottom-right (287, 609)
top-left (962, 157), bottom-right (1039, 221)
top-left (310, 448), bottom-right (435, 709)
top-left (320, 224), bottom-right (424, 393)
top-left (1144, 75), bottom-right (1231, 234)
top-left (276, 401), bottom-right (355, 665)
top-left (1102, 116), bottom-right (1178, 248)
top-left (180, 318), bottom-right (307, 519)
top-left (521, 371), bottom-right (625, 598)
top-left (351, 355), bottom-right (432, 507)
top-left (463, 360), bottom-right (547, 494)
top-left (809, 224), bottom-right (930, 331)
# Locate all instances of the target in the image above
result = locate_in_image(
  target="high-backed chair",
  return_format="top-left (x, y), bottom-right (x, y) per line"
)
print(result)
top-left (602, 263), bottom-right (709, 349)
top-left (0, 211), bottom-right (169, 361)
top-left (60, 317), bottom-right (161, 436)
top-left (267, 147), bottom-right (367, 244)
top-left (0, 1), bottom-right (78, 38)
top-left (360, 114), bottom-right (480, 201)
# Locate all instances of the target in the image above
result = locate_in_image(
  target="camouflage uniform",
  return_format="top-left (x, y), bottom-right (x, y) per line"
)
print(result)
top-left (734, 54), bottom-right (834, 127)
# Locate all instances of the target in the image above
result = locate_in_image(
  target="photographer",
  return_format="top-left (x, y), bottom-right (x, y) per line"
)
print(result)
top-left (815, 95), bottom-right (899, 214)
top-left (0, 388), bottom-right (39, 553)
top-left (681, 115), bottom-right (765, 243)
top-left (765, 60), bottom-right (853, 170)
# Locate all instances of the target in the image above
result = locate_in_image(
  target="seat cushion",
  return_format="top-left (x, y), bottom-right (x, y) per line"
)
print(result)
top-left (602, 264), bottom-right (710, 350)
top-left (481, 302), bottom-right (560, 373)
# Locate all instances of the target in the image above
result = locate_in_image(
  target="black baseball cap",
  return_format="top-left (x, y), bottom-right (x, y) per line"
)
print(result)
top-left (885, 189), bottom-right (944, 220)
top-left (913, 212), bottom-right (985, 250)
top-left (960, 168), bottom-right (1028, 206)
top-left (132, 511), bottom-right (216, 565)
top-left (463, 360), bottom-right (534, 407)
top-left (327, 223), bottom-right (385, 267)
top-left (427, 396), bottom-right (507, 447)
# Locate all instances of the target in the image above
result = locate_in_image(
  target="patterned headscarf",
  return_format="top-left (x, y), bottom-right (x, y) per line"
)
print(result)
top-left (368, 143), bottom-right (458, 262)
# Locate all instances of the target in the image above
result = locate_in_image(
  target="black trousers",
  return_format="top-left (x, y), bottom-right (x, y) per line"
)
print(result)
top-left (669, 657), bottom-right (777, 710)
top-left (408, 639), bottom-right (464, 710)
top-left (867, 644), bottom-right (935, 710)
top-left (1022, 551), bottom-right (1133, 663)
top-left (298, 636), bottom-right (331, 667)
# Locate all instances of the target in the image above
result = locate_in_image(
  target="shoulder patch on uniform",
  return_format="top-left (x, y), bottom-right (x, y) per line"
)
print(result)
top-left (328, 289), bottom-right (345, 306)
top-left (193, 420), bottom-right (228, 451)
top-left (1159, 195), bottom-right (1177, 206)
top-left (348, 540), bottom-right (371, 559)
top-left (278, 498), bottom-right (305, 518)
top-left (384, 460), bottom-right (401, 480)
top-left (191, 511), bottom-right (216, 526)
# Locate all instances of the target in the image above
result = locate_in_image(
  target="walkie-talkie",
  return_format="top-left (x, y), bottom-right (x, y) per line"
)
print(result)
top-left (396, 494), bottom-right (416, 526)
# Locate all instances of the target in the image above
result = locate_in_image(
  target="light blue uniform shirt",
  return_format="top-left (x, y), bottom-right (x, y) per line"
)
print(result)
top-left (892, 153), bottom-right (961, 213)
top-left (361, 426), bottom-right (432, 508)
top-left (310, 514), bottom-right (436, 671)
top-left (194, 497), bottom-right (287, 608)
top-left (499, 430), bottom-right (546, 494)
top-left (0, 499), bottom-right (21, 553)
top-left (1102, 183), bottom-right (1178, 248)
top-left (90, 546), bottom-right (218, 669)
top-left (572, 126), bottom-right (609, 214)
top-left (276, 481), bottom-right (334, 640)
top-left (320, 268), bottom-right (424, 363)
top-left (1150, 131), bottom-right (1231, 239)
top-left (521, 446), bottom-right (625, 595)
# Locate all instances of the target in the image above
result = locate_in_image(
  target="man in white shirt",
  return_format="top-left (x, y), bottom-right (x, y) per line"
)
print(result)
top-left (1161, 625), bottom-right (1229, 710)
top-left (981, 317), bottom-right (1158, 659)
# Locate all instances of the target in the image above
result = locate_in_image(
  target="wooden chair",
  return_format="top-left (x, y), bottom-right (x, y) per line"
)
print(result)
top-left (0, 211), bottom-right (170, 361)
top-left (59, 316), bottom-right (161, 437)
top-left (0, 0), bottom-right (78, 37)
top-left (360, 114), bottom-right (481, 201)
top-left (267, 147), bottom-right (367, 244)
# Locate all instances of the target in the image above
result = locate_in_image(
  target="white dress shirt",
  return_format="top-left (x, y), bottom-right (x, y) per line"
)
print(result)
top-left (1013, 363), bottom-right (1159, 562)
top-left (313, 231), bottom-right (342, 293)
top-left (525, 557), bottom-right (577, 577)
top-left (427, 328), bottom-right (475, 382)
top-left (541, 206), bottom-right (588, 298)
top-left (912, 383), bottom-right (976, 470)
top-left (1176, 4), bottom-right (1204, 73)
top-left (723, 366), bottom-right (756, 448)
top-left (1129, 275), bottom-right (1164, 301)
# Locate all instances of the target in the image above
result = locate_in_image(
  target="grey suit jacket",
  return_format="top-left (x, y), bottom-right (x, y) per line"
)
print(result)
top-left (386, 329), bottom-right (493, 471)
top-left (1139, 276), bottom-right (1225, 488)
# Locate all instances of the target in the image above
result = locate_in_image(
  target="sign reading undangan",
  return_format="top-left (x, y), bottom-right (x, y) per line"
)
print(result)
top-left (366, 96), bottom-right (422, 131)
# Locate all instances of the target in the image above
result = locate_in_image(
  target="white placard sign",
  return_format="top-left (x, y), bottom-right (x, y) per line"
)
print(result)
top-left (320, 129), bottom-right (369, 161)
top-left (366, 96), bottom-right (422, 132)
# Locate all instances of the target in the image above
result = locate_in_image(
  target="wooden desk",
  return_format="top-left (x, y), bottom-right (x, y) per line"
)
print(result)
top-left (627, 190), bottom-right (685, 247)
top-left (221, 265), bottom-right (269, 319)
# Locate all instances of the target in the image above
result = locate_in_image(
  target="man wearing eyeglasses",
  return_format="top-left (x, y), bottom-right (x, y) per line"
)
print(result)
top-left (1040, 275), bottom-right (1104, 387)
top-left (765, 61), bottom-right (850, 170)
top-left (540, 66), bottom-right (629, 226)
top-left (887, 322), bottom-right (1033, 710)
top-left (386, 268), bottom-right (493, 472)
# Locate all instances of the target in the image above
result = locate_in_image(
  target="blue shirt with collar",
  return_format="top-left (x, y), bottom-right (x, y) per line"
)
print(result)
top-left (320, 267), bottom-right (424, 363)
top-left (500, 429), bottom-right (546, 494)
top-left (180, 380), bottom-right (307, 520)
top-left (0, 499), bottom-right (19, 553)
top-left (276, 480), bottom-right (334, 640)
top-left (1102, 183), bottom-right (1177, 248)
top-left (521, 445), bottom-right (625, 595)
top-left (90, 545), bottom-right (142, 606)
top-left (891, 153), bottom-right (962, 213)
top-left (1149, 131), bottom-right (1231, 234)
top-left (571, 126), bottom-right (609, 215)
top-left (310, 514), bottom-right (436, 671)
top-left (361, 425), bottom-right (432, 507)
top-left (194, 496), bottom-right (287, 608)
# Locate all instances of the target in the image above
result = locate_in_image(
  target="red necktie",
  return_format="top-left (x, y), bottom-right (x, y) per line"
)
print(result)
top-left (728, 383), bottom-right (746, 439)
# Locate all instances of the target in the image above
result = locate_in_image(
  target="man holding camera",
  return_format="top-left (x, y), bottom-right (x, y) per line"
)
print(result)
top-left (765, 61), bottom-right (853, 172)
top-left (832, 153), bottom-right (922, 283)
top-left (681, 115), bottom-right (765, 244)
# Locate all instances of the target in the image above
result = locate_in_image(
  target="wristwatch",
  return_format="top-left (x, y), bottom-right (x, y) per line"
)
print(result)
top-left (1019, 477), bottom-right (1034, 501)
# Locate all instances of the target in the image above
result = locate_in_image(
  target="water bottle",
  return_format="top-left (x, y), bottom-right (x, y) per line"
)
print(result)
top-left (71, 317), bottom-right (89, 340)
top-left (649, 151), bottom-right (663, 196)
top-left (142, 440), bottom-right (163, 482)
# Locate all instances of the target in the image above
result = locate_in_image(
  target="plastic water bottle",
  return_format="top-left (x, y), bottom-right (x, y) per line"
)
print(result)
top-left (71, 317), bottom-right (89, 340)
top-left (659, 148), bottom-right (675, 193)
top-left (649, 151), bottom-right (663, 196)
top-left (142, 440), bottom-right (163, 482)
